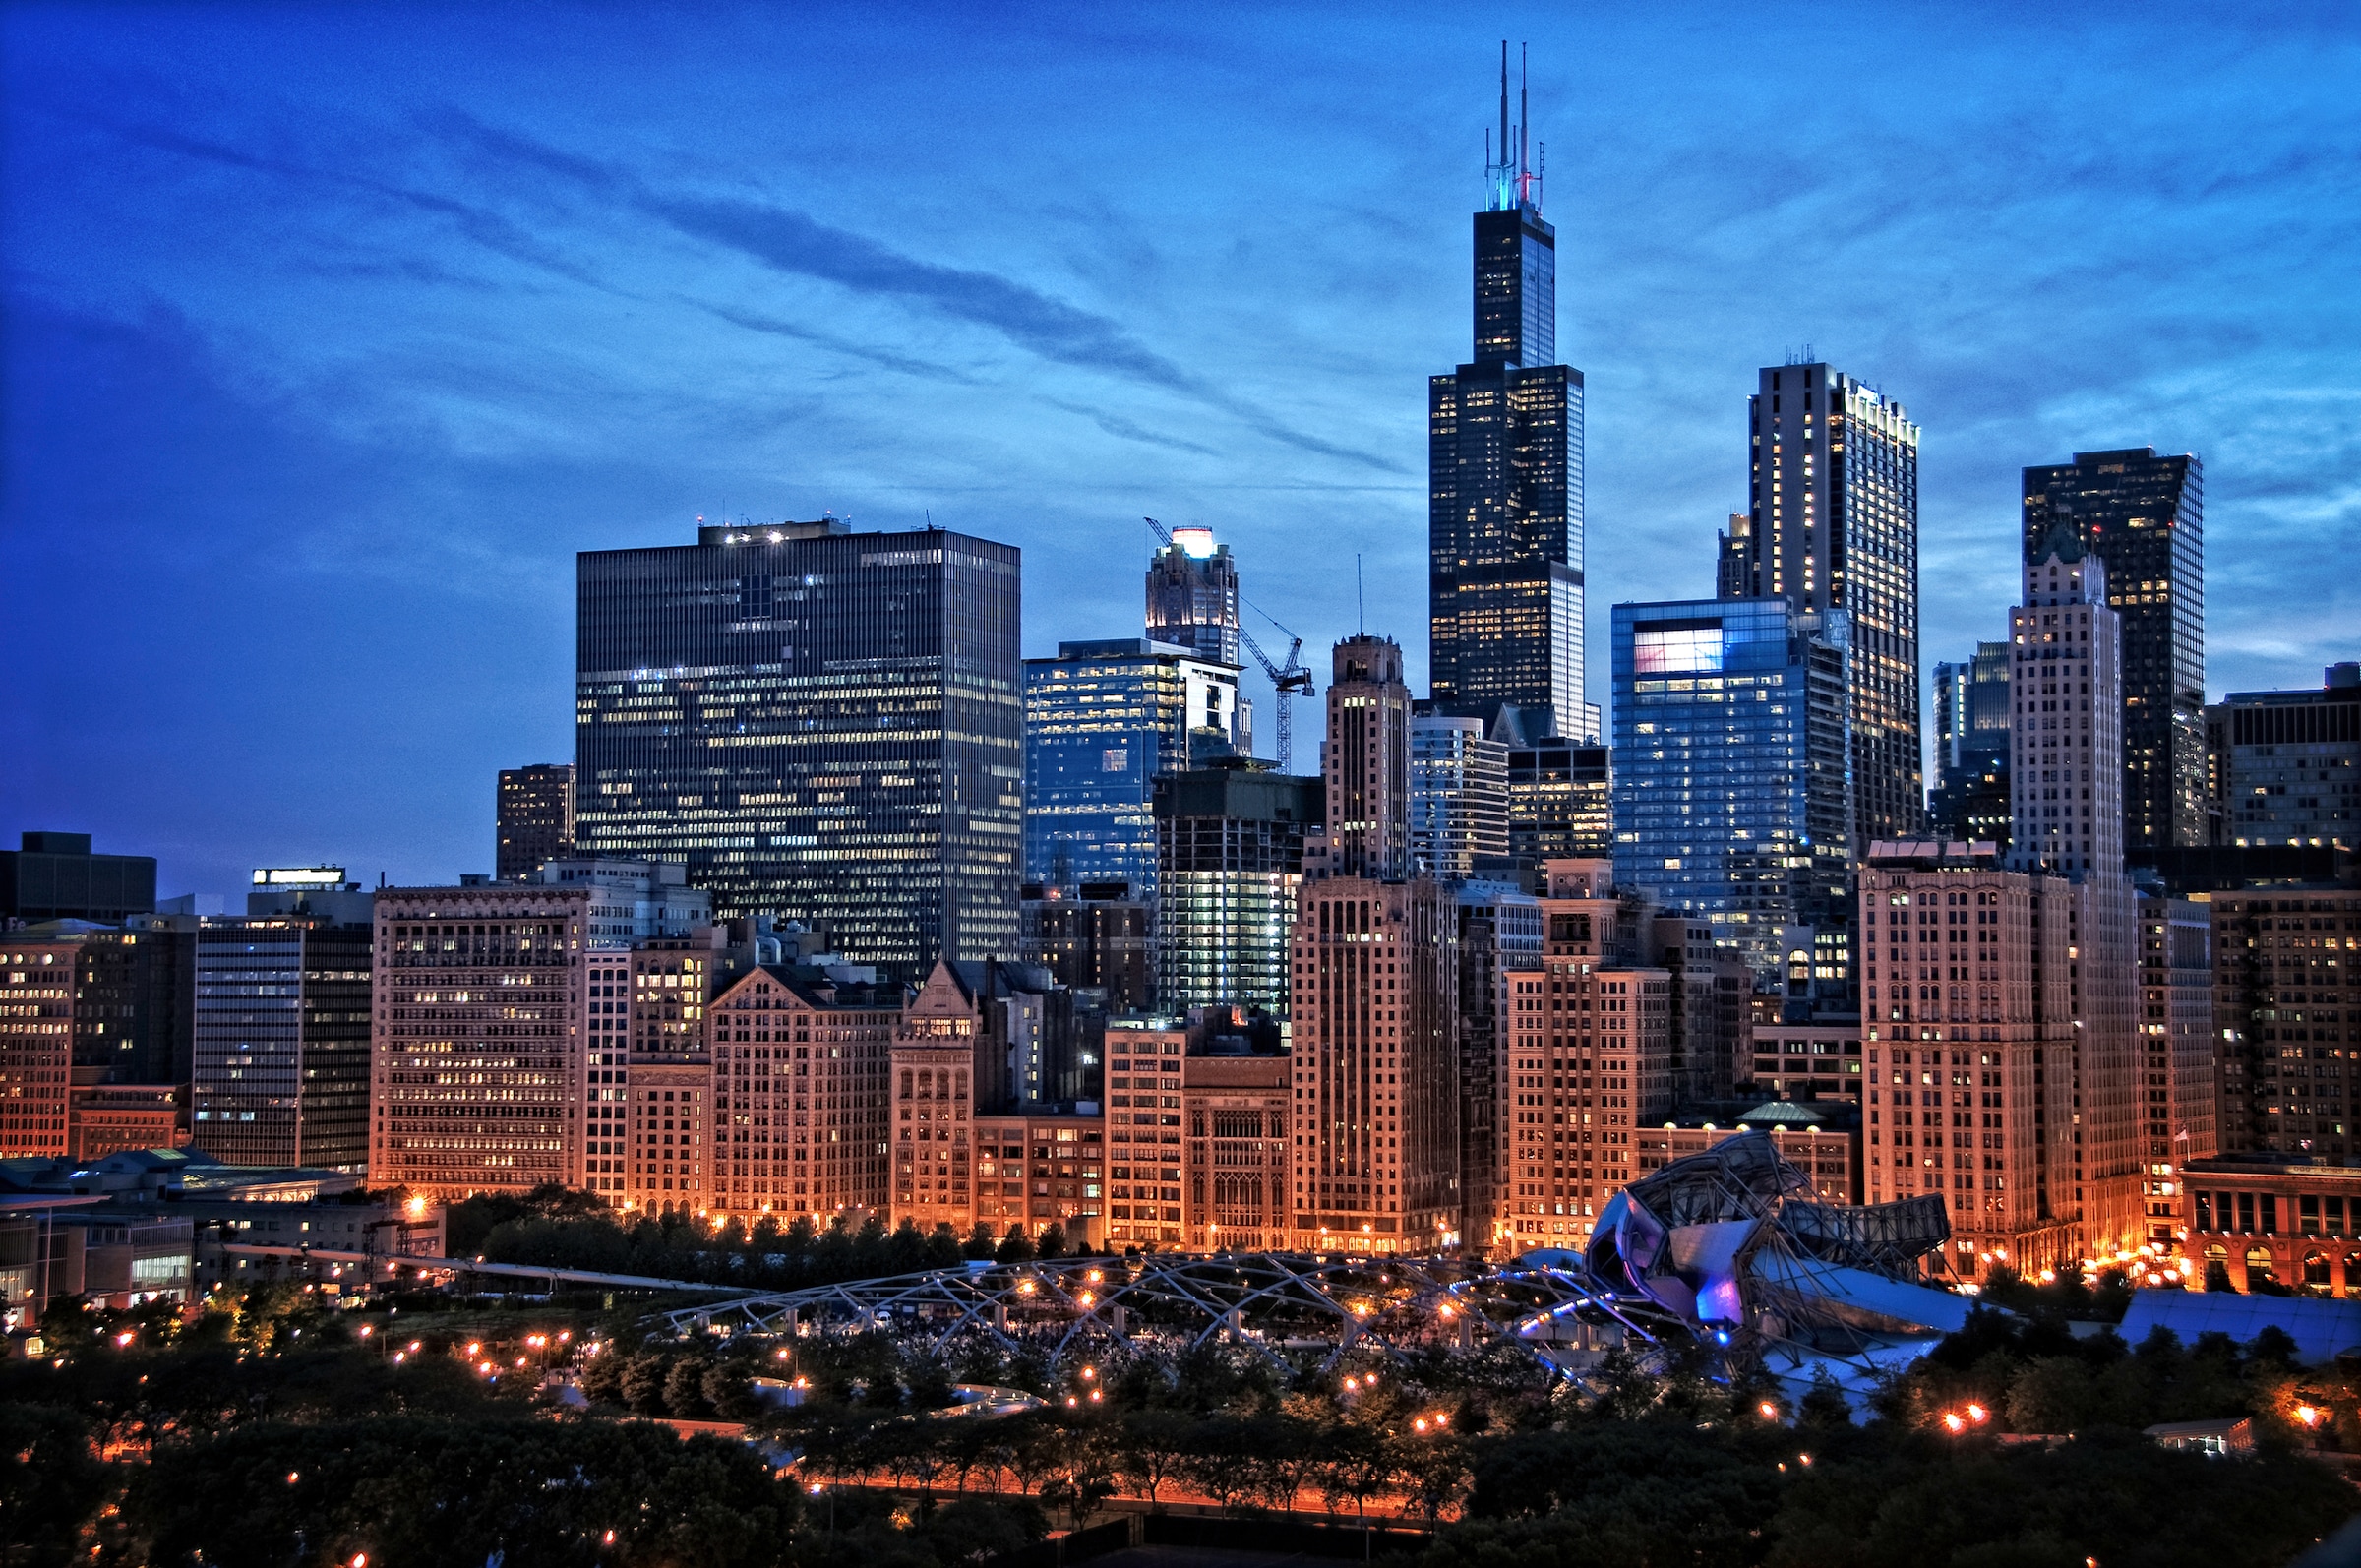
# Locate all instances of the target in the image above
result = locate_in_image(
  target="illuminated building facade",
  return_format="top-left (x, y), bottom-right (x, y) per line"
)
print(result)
top-left (1427, 68), bottom-right (1589, 744)
top-left (1609, 597), bottom-right (1853, 979)
top-left (2210, 888), bottom-right (2361, 1163)
top-left (1722, 362), bottom-right (1922, 849)
top-left (190, 915), bottom-right (373, 1171)
top-left (1860, 842), bottom-right (2078, 1280)
top-left (1454, 881), bottom-right (1541, 1252)
top-left (1325, 636), bottom-right (1414, 882)
top-left (0, 938), bottom-right (76, 1157)
top-left (1144, 528), bottom-right (1241, 666)
top-left (2009, 527), bottom-right (2146, 1259)
top-left (1410, 713), bottom-right (1509, 878)
top-left (2138, 889), bottom-right (2215, 1245)
top-left (1497, 955), bottom-right (1672, 1249)
top-left (1019, 886), bottom-right (1152, 1012)
top-left (891, 963), bottom-right (985, 1234)
top-left (973, 1109), bottom-right (1106, 1246)
top-left (706, 963), bottom-right (897, 1221)
top-left (575, 518), bottom-right (1023, 979)
top-left (370, 883), bottom-right (590, 1198)
top-left (1104, 1016), bottom-right (1187, 1246)
top-left (1180, 1049), bottom-right (1291, 1252)
top-left (1506, 737), bottom-right (1610, 866)
top-left (1290, 877), bottom-right (1459, 1254)
top-left (612, 937), bottom-right (713, 1212)
top-left (497, 763), bottom-right (575, 882)
top-left (2021, 448), bottom-right (2206, 852)
top-left (1023, 638), bottom-right (1244, 898)
top-left (1152, 768), bottom-right (1320, 1015)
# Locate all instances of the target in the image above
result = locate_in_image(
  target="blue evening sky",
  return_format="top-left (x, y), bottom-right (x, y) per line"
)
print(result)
top-left (5, 3), bottom-right (2357, 898)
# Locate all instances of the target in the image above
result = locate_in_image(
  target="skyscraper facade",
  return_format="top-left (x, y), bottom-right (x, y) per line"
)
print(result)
top-left (498, 763), bottom-right (575, 882)
top-left (1410, 712), bottom-right (1509, 878)
top-left (1023, 638), bottom-right (1244, 896)
top-left (370, 881), bottom-right (592, 1197)
top-left (1929, 641), bottom-right (2013, 850)
top-left (1609, 598), bottom-right (1853, 978)
top-left (1505, 737), bottom-right (1610, 865)
top-left (1325, 635), bottom-right (1414, 882)
top-left (1144, 528), bottom-right (1241, 666)
top-left (0, 831), bottom-right (155, 924)
top-left (2007, 526), bottom-right (2146, 1260)
top-left (0, 937), bottom-right (76, 1158)
top-left (1427, 68), bottom-right (1589, 743)
top-left (1723, 362), bottom-right (1922, 849)
top-left (1289, 877), bottom-right (1460, 1255)
top-left (576, 518), bottom-right (1023, 978)
top-left (2021, 448), bottom-right (2206, 853)
top-left (1152, 769), bottom-right (1320, 1016)
top-left (2206, 663), bottom-right (2359, 852)
top-left (191, 915), bottom-right (373, 1171)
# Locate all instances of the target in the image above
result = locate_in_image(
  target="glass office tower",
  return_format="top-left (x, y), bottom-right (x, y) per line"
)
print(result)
top-left (1427, 69), bottom-right (1590, 743)
top-left (1153, 768), bottom-right (1322, 1016)
top-left (576, 519), bottom-right (1022, 978)
top-left (191, 916), bottom-right (373, 1171)
top-left (1722, 363), bottom-right (1921, 851)
top-left (1610, 598), bottom-right (1853, 978)
top-left (1023, 638), bottom-right (1244, 897)
top-left (2021, 448), bottom-right (2206, 853)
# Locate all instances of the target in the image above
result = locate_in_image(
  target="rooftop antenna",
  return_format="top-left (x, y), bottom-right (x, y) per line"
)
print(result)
top-left (1357, 554), bottom-right (1364, 634)
top-left (1520, 42), bottom-right (1529, 182)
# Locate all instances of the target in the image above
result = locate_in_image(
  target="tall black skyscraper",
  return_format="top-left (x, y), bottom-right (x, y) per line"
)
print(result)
top-left (575, 518), bottom-right (1023, 977)
top-left (1428, 47), bottom-right (1590, 744)
top-left (2020, 448), bottom-right (2206, 853)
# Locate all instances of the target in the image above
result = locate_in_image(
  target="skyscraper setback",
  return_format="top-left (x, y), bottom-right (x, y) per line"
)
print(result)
top-left (1428, 52), bottom-right (1590, 744)
top-left (2021, 448), bottom-right (2206, 853)
top-left (1721, 362), bottom-right (1922, 850)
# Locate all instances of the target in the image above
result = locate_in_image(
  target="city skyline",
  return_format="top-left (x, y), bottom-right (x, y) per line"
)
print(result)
top-left (7, 5), bottom-right (2360, 896)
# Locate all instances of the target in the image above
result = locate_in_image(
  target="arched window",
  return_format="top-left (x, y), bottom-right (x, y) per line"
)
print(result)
top-left (2344, 1253), bottom-right (2361, 1292)
top-left (2303, 1251), bottom-right (2331, 1292)
top-left (2245, 1244), bottom-right (2276, 1290)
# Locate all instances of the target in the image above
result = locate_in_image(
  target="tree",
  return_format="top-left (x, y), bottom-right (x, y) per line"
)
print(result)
top-left (622, 1352), bottom-right (671, 1414)
top-left (1117, 1408), bottom-right (1191, 1509)
top-left (1036, 1221), bottom-right (1069, 1260)
top-left (663, 1355), bottom-right (714, 1418)
top-left (963, 1222), bottom-right (999, 1261)
top-left (996, 1225), bottom-right (1036, 1264)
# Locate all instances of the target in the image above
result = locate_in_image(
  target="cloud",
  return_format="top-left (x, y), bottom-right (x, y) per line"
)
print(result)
top-left (690, 299), bottom-right (978, 385)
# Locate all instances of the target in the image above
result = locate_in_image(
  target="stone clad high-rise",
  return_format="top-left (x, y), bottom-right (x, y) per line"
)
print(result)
top-left (1427, 55), bottom-right (1590, 744)
top-left (2021, 448), bottom-right (2206, 853)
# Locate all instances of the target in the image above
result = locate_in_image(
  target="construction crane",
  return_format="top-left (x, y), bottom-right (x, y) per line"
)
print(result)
top-left (1144, 517), bottom-right (1315, 771)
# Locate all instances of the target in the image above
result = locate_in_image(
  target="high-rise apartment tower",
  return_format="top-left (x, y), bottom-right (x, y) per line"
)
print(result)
top-left (1144, 528), bottom-right (1241, 667)
top-left (498, 763), bottom-right (575, 882)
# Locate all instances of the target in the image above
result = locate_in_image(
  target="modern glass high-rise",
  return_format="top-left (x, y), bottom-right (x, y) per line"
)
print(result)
top-left (1409, 713), bottom-right (1509, 878)
top-left (1505, 738), bottom-right (1609, 864)
top-left (191, 915), bottom-right (373, 1171)
top-left (1930, 640), bottom-right (2013, 849)
top-left (1144, 529), bottom-right (1240, 667)
top-left (1023, 638), bottom-right (1244, 897)
top-left (498, 763), bottom-right (575, 882)
top-left (2021, 448), bottom-right (2206, 853)
top-left (1153, 768), bottom-right (1321, 1017)
top-left (1610, 598), bottom-right (1853, 978)
top-left (1720, 362), bottom-right (1921, 850)
top-left (576, 519), bottom-right (1023, 978)
top-left (1427, 62), bottom-right (1589, 743)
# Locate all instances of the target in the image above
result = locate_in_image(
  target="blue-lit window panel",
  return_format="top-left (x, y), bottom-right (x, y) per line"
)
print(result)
top-left (1610, 598), bottom-right (1853, 981)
